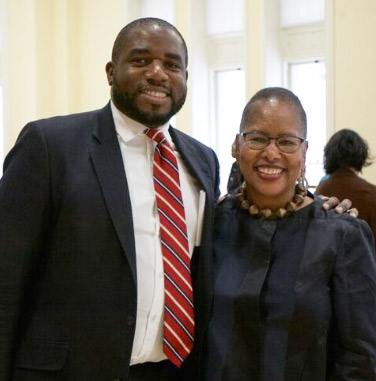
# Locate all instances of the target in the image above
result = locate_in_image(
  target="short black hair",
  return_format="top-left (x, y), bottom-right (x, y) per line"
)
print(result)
top-left (323, 129), bottom-right (373, 174)
top-left (240, 87), bottom-right (307, 138)
top-left (111, 17), bottom-right (188, 67)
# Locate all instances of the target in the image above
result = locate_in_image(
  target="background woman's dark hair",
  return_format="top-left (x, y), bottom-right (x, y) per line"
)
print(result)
top-left (324, 129), bottom-right (373, 174)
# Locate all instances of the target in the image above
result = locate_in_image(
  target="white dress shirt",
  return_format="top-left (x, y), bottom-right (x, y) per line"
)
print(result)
top-left (110, 102), bottom-right (201, 364)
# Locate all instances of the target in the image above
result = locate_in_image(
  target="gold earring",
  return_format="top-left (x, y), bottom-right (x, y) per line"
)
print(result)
top-left (297, 171), bottom-right (308, 195)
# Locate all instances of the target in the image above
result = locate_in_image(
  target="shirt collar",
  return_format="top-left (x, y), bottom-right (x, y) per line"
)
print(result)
top-left (110, 101), bottom-right (172, 144)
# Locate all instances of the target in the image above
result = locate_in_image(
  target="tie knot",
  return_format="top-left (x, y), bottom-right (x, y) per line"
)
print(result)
top-left (145, 128), bottom-right (166, 145)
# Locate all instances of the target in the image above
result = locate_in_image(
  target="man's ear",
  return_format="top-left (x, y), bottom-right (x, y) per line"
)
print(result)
top-left (232, 135), bottom-right (240, 160)
top-left (105, 61), bottom-right (114, 86)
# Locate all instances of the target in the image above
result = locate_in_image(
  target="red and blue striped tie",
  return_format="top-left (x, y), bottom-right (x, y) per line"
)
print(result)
top-left (145, 128), bottom-right (194, 368)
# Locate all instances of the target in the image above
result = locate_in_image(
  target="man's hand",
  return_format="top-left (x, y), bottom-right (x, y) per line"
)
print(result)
top-left (318, 195), bottom-right (359, 217)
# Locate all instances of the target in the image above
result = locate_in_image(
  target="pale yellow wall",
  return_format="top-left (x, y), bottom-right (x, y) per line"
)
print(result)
top-left (332, 0), bottom-right (376, 183)
top-left (174, 0), bottom-right (191, 134)
top-left (244, 0), bottom-right (264, 99)
top-left (4, 0), bottom-right (126, 152)
top-left (7, 0), bottom-right (38, 148)
top-left (77, 0), bottom-right (126, 112)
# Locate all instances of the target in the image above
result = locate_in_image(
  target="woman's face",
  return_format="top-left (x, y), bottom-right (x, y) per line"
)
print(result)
top-left (234, 98), bottom-right (307, 210)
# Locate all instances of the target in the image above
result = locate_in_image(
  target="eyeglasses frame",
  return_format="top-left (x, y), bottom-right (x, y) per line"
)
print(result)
top-left (239, 131), bottom-right (306, 153)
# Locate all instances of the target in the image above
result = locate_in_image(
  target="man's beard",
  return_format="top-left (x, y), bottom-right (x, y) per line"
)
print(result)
top-left (111, 79), bottom-right (187, 127)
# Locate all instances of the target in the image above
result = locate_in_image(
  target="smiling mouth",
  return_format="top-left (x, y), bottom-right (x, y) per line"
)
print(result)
top-left (257, 166), bottom-right (283, 175)
top-left (142, 89), bottom-right (168, 98)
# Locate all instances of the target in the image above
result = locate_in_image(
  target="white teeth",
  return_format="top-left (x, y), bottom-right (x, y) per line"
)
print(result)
top-left (144, 90), bottom-right (166, 98)
top-left (258, 166), bottom-right (282, 175)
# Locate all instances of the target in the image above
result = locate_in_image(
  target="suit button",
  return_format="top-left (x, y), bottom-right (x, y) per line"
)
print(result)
top-left (127, 315), bottom-right (135, 326)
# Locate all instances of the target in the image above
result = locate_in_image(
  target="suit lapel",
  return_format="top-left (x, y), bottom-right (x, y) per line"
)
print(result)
top-left (169, 127), bottom-right (213, 196)
top-left (89, 104), bottom-right (137, 283)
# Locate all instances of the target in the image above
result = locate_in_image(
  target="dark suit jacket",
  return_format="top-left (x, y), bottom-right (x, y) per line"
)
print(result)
top-left (0, 103), bottom-right (220, 381)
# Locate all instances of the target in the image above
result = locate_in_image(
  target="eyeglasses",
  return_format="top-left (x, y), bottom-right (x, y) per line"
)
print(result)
top-left (240, 132), bottom-right (305, 153)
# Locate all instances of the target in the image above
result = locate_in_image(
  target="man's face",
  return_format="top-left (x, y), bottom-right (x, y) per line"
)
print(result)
top-left (106, 24), bottom-right (188, 127)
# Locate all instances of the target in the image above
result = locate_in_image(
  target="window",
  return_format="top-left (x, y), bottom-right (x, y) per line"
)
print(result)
top-left (288, 59), bottom-right (326, 187)
top-left (211, 68), bottom-right (245, 195)
top-left (280, 0), bottom-right (326, 189)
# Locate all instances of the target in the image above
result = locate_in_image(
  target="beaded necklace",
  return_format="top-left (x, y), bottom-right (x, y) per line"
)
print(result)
top-left (238, 183), bottom-right (307, 219)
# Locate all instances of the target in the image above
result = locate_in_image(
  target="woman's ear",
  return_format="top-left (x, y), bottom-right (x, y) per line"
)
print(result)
top-left (300, 166), bottom-right (306, 178)
top-left (303, 140), bottom-right (308, 157)
top-left (232, 135), bottom-right (240, 160)
top-left (300, 140), bottom-right (308, 164)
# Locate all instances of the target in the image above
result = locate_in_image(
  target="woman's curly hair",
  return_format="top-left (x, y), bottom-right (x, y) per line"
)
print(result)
top-left (324, 129), bottom-right (373, 174)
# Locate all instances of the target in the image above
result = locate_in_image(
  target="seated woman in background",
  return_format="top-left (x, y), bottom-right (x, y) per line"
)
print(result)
top-left (316, 129), bottom-right (376, 247)
top-left (203, 88), bottom-right (376, 381)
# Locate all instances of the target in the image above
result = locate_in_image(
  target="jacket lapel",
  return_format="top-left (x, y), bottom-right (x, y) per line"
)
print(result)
top-left (89, 104), bottom-right (137, 283)
top-left (169, 127), bottom-right (213, 196)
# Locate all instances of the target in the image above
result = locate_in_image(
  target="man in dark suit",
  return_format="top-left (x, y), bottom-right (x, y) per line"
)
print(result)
top-left (0, 18), bottom-right (219, 381)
